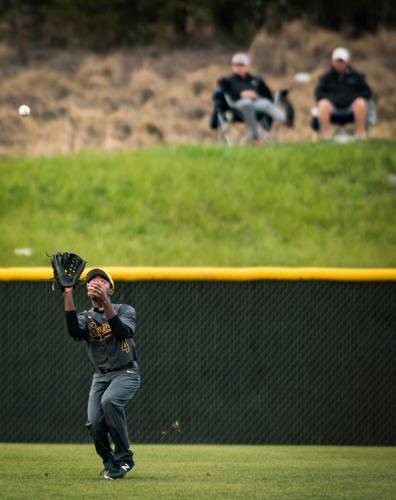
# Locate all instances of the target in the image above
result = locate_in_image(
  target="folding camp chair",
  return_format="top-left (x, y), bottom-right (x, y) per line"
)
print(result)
top-left (209, 86), bottom-right (274, 146)
top-left (310, 99), bottom-right (377, 142)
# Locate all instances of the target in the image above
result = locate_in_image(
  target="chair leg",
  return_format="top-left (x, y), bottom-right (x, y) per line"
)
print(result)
top-left (217, 114), bottom-right (234, 146)
top-left (263, 130), bottom-right (276, 144)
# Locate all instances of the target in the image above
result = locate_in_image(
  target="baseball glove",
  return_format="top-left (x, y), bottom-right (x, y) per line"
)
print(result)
top-left (50, 252), bottom-right (86, 290)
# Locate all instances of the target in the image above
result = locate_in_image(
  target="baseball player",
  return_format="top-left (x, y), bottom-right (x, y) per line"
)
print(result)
top-left (63, 268), bottom-right (140, 480)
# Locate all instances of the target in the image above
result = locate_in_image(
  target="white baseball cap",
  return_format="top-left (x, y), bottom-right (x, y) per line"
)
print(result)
top-left (332, 47), bottom-right (351, 62)
top-left (232, 53), bottom-right (250, 66)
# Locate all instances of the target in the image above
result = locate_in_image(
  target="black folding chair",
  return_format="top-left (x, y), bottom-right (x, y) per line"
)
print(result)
top-left (310, 100), bottom-right (377, 141)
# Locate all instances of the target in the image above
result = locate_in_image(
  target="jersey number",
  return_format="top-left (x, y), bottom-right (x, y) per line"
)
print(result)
top-left (121, 339), bottom-right (130, 353)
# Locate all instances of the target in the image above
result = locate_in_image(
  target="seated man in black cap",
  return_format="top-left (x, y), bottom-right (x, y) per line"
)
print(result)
top-left (217, 52), bottom-right (292, 143)
top-left (314, 47), bottom-right (372, 139)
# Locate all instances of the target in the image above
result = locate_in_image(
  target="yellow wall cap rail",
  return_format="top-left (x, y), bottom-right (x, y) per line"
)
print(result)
top-left (0, 267), bottom-right (396, 282)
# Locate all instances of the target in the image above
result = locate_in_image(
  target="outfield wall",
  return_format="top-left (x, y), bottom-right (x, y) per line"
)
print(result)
top-left (0, 267), bottom-right (395, 445)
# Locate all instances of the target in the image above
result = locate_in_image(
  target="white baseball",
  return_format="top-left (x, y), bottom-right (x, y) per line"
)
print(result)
top-left (18, 105), bottom-right (30, 117)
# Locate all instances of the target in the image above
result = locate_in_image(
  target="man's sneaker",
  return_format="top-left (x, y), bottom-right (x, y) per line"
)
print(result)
top-left (103, 463), bottom-right (120, 480)
top-left (100, 458), bottom-right (115, 477)
top-left (104, 459), bottom-right (135, 480)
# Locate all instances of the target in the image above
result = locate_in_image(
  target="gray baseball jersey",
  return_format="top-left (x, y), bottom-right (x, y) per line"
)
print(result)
top-left (65, 304), bottom-right (138, 371)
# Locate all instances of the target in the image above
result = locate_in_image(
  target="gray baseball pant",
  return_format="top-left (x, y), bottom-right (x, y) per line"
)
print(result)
top-left (231, 98), bottom-right (286, 139)
top-left (87, 369), bottom-right (140, 467)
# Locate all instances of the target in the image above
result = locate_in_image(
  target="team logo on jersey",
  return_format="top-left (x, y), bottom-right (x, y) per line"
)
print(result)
top-left (87, 321), bottom-right (112, 342)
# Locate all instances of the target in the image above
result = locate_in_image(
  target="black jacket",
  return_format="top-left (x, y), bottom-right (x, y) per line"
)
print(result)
top-left (315, 66), bottom-right (372, 109)
top-left (218, 73), bottom-right (273, 102)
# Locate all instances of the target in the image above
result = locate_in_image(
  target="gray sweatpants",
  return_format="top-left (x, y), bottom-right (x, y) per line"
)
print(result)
top-left (87, 368), bottom-right (140, 466)
top-left (231, 98), bottom-right (286, 139)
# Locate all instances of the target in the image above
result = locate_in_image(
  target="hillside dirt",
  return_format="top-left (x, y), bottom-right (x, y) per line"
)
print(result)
top-left (0, 22), bottom-right (395, 156)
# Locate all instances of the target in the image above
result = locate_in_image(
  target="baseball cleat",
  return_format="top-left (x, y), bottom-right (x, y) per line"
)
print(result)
top-left (104, 459), bottom-right (135, 480)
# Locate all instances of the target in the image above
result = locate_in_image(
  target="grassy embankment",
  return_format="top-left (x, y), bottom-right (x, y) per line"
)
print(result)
top-left (0, 443), bottom-right (395, 499)
top-left (0, 141), bottom-right (395, 267)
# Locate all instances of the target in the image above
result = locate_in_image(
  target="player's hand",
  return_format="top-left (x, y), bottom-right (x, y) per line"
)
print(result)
top-left (240, 90), bottom-right (258, 99)
top-left (87, 281), bottom-right (108, 304)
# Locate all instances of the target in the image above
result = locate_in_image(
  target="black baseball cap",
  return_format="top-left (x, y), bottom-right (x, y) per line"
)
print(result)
top-left (86, 268), bottom-right (115, 289)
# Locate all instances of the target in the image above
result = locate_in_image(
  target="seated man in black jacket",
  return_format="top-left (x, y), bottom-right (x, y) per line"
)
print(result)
top-left (315, 47), bottom-right (372, 139)
top-left (217, 53), bottom-right (290, 143)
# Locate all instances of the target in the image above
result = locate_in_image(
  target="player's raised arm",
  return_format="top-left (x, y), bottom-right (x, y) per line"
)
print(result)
top-left (64, 287), bottom-right (86, 339)
top-left (64, 286), bottom-right (76, 311)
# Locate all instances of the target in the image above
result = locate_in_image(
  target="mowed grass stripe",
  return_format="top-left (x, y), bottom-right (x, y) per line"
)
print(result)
top-left (0, 141), bottom-right (395, 267)
top-left (0, 444), bottom-right (395, 499)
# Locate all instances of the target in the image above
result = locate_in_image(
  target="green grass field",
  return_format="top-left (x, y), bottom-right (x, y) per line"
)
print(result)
top-left (1, 444), bottom-right (395, 499)
top-left (1, 141), bottom-right (395, 267)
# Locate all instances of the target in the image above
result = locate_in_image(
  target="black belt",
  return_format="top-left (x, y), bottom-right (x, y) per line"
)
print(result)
top-left (98, 362), bottom-right (133, 374)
